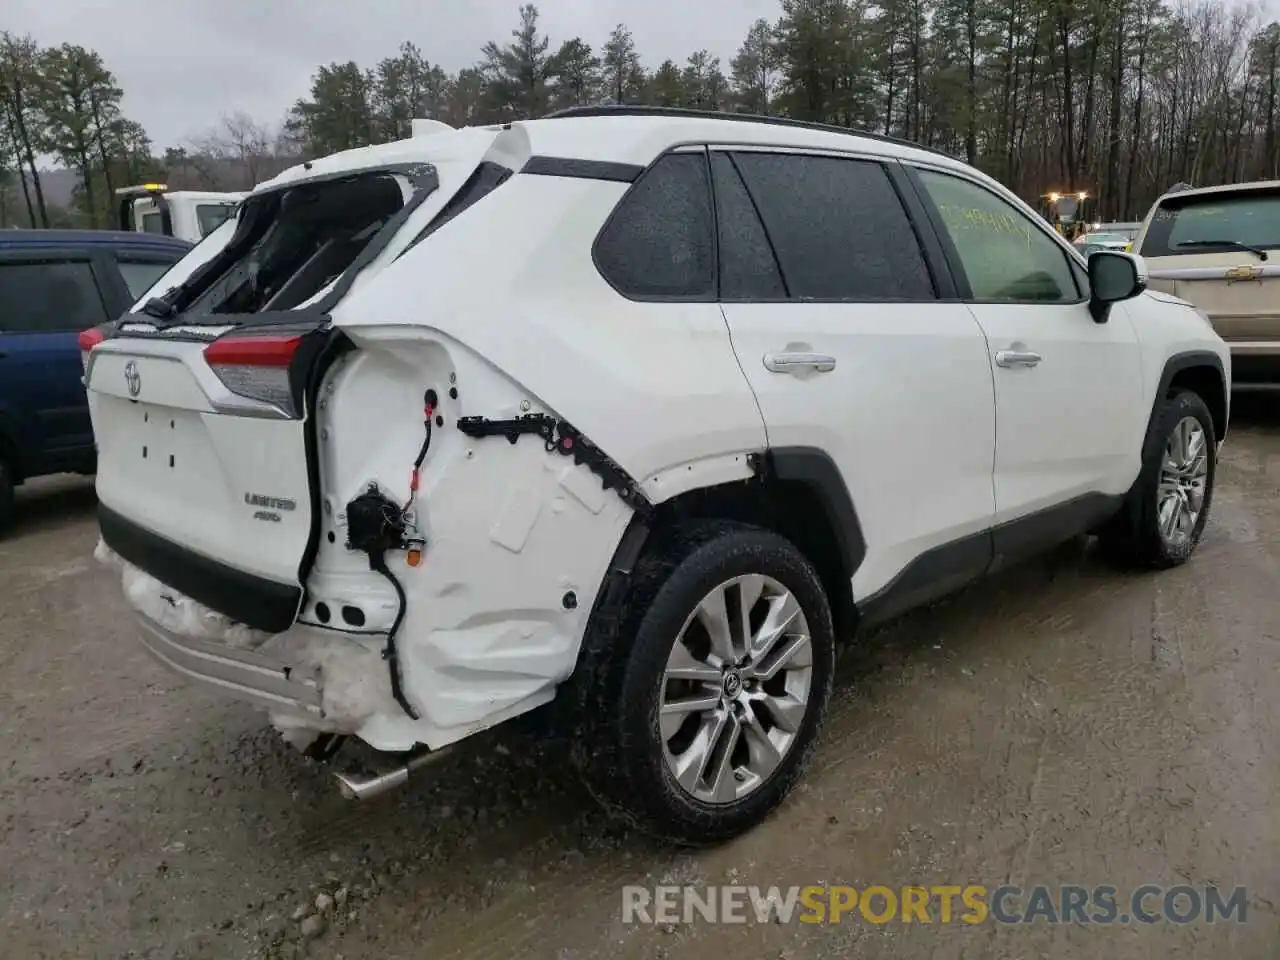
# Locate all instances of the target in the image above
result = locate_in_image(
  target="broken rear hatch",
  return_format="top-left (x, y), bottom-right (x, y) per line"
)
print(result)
top-left (85, 130), bottom-right (516, 633)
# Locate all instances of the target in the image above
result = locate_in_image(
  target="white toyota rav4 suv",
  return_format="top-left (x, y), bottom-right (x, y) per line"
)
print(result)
top-left (82, 106), bottom-right (1229, 844)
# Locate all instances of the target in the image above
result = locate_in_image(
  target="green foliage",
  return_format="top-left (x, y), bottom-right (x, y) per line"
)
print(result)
top-left (8, 0), bottom-right (1280, 230)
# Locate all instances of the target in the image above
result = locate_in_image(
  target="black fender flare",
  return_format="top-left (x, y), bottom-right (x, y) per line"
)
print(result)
top-left (762, 446), bottom-right (867, 580)
top-left (1140, 350), bottom-right (1227, 459)
top-left (588, 445), bottom-right (868, 614)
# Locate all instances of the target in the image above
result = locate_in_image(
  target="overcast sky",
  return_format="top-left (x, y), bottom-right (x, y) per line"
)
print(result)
top-left (8, 0), bottom-right (783, 150)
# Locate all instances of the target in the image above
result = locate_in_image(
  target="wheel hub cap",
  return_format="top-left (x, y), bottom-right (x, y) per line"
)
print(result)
top-left (722, 671), bottom-right (743, 699)
top-left (659, 574), bottom-right (814, 805)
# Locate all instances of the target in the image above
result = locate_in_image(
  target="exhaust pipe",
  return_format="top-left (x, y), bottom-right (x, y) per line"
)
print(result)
top-left (332, 746), bottom-right (452, 801)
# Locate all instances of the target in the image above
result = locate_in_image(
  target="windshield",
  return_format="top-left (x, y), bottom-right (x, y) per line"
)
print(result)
top-left (1140, 189), bottom-right (1280, 257)
top-left (196, 203), bottom-right (237, 237)
top-left (1085, 233), bottom-right (1126, 245)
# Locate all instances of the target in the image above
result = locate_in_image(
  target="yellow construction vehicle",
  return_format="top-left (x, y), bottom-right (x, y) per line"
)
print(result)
top-left (1036, 190), bottom-right (1095, 243)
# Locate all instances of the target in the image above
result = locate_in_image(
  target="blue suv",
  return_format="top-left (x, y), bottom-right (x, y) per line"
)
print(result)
top-left (0, 230), bottom-right (191, 532)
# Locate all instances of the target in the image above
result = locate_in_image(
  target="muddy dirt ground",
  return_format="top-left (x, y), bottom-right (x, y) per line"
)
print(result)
top-left (2, 399), bottom-right (1278, 960)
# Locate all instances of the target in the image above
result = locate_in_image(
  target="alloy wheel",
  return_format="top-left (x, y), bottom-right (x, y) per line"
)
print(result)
top-left (1157, 415), bottom-right (1208, 547)
top-left (659, 574), bottom-right (814, 805)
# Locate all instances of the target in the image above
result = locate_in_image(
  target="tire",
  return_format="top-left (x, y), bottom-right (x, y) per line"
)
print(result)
top-left (0, 457), bottom-right (13, 535)
top-left (570, 519), bottom-right (835, 846)
top-left (1099, 388), bottom-right (1216, 568)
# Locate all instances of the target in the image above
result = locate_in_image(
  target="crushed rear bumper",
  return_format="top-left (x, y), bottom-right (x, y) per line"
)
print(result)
top-left (135, 615), bottom-right (323, 721)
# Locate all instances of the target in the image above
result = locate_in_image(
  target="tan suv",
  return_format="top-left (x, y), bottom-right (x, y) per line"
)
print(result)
top-left (1135, 180), bottom-right (1280, 385)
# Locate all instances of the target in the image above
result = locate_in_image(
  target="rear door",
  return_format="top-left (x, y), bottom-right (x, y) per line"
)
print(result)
top-left (0, 251), bottom-right (113, 470)
top-left (714, 148), bottom-right (998, 605)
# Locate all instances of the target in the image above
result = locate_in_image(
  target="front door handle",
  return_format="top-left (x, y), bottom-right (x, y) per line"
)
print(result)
top-left (762, 352), bottom-right (837, 374)
top-left (994, 349), bottom-right (1042, 368)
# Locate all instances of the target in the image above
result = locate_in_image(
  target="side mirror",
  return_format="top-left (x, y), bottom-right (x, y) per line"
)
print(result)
top-left (1088, 251), bottom-right (1146, 322)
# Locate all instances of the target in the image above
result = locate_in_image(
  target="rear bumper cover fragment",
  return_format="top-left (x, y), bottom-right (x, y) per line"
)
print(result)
top-left (136, 614), bottom-right (323, 720)
top-left (99, 504), bottom-right (301, 633)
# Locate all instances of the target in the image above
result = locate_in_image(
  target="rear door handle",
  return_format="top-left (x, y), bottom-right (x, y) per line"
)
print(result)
top-left (994, 349), bottom-right (1042, 368)
top-left (762, 352), bottom-right (837, 374)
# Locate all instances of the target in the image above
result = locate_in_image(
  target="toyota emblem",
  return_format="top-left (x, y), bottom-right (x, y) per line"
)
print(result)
top-left (124, 360), bottom-right (141, 398)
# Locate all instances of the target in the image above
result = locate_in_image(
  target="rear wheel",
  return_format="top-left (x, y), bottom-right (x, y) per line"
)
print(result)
top-left (572, 520), bottom-right (835, 845)
top-left (1100, 389), bottom-right (1216, 568)
top-left (0, 458), bottom-right (13, 534)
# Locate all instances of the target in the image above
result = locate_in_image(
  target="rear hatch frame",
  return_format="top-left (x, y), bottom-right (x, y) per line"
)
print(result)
top-left (90, 162), bottom-right (442, 633)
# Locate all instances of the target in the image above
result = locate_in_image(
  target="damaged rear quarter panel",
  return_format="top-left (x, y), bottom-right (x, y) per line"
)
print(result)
top-left (315, 173), bottom-right (769, 750)
top-left (306, 327), bottom-right (636, 751)
top-left (330, 172), bottom-right (769, 489)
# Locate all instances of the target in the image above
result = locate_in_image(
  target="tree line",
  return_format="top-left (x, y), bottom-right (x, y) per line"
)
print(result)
top-left (5, 0), bottom-right (1280, 229)
top-left (0, 33), bottom-right (156, 228)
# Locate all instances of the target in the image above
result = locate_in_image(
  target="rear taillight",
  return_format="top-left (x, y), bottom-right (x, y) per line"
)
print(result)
top-left (204, 333), bottom-right (304, 415)
top-left (79, 327), bottom-right (106, 375)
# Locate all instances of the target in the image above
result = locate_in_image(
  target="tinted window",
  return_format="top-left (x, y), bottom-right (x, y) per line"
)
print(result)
top-left (1140, 189), bottom-right (1280, 257)
top-left (118, 260), bottom-right (175, 299)
top-left (917, 170), bottom-right (1079, 303)
top-left (141, 211), bottom-right (165, 234)
top-left (0, 260), bottom-right (109, 332)
top-left (711, 153), bottom-right (786, 299)
top-left (730, 152), bottom-right (934, 300)
top-left (595, 153), bottom-right (715, 299)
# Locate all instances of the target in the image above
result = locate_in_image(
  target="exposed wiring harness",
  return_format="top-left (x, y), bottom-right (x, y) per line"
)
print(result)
top-left (342, 389), bottom-right (437, 720)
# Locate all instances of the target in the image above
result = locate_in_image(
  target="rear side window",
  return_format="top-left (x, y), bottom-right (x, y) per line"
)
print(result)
top-left (730, 152), bottom-right (935, 300)
top-left (0, 260), bottom-right (109, 332)
top-left (711, 152), bottom-right (786, 299)
top-left (118, 260), bottom-right (176, 299)
top-left (1140, 189), bottom-right (1280, 257)
top-left (594, 153), bottom-right (715, 299)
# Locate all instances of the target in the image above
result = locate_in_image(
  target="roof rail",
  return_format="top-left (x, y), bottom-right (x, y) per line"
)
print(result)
top-left (543, 104), bottom-right (959, 161)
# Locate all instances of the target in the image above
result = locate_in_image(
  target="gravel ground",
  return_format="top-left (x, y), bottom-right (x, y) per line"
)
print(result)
top-left (1, 397), bottom-right (1278, 960)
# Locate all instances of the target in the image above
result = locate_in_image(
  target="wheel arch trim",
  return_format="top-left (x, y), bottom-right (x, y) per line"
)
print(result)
top-left (1143, 350), bottom-right (1227, 457)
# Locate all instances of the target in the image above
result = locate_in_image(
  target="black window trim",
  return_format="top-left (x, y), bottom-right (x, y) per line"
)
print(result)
top-left (591, 139), bottom-right (956, 306)
top-left (712, 150), bottom-right (790, 301)
top-left (0, 250), bottom-right (115, 334)
top-left (901, 162), bottom-right (1090, 306)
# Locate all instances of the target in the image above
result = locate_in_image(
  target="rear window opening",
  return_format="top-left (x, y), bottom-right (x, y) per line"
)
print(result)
top-left (189, 173), bottom-right (407, 315)
top-left (1141, 188), bottom-right (1280, 258)
top-left (140, 165), bottom-right (438, 325)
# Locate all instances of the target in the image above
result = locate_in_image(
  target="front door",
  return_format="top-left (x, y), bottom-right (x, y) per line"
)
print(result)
top-left (909, 168), bottom-right (1144, 543)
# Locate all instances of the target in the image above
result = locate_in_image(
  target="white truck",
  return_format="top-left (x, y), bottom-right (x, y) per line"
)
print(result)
top-left (115, 183), bottom-right (246, 245)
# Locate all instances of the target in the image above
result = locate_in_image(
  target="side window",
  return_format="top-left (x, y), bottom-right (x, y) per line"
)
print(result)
top-left (730, 152), bottom-right (935, 301)
top-left (0, 260), bottom-right (109, 332)
top-left (594, 152), bottom-right (715, 299)
top-left (915, 170), bottom-right (1079, 303)
top-left (196, 204), bottom-right (236, 237)
top-left (710, 152), bottom-right (786, 299)
top-left (117, 259), bottom-right (177, 300)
